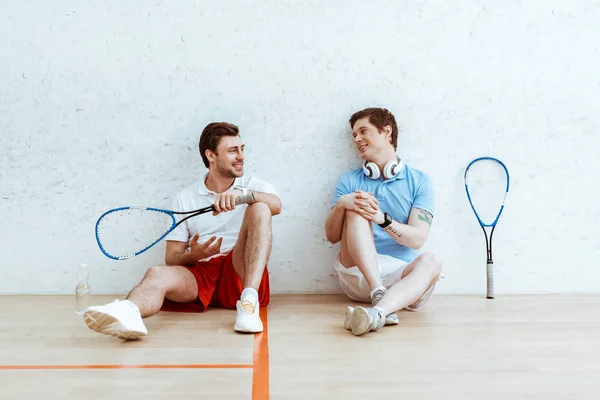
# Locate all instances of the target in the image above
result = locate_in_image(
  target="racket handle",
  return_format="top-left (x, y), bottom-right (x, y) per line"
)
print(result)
top-left (236, 192), bottom-right (255, 205)
top-left (207, 193), bottom-right (256, 212)
top-left (486, 261), bottom-right (494, 299)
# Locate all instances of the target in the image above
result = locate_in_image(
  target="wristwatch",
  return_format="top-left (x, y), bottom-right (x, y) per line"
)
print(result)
top-left (233, 186), bottom-right (248, 197)
top-left (378, 212), bottom-right (392, 228)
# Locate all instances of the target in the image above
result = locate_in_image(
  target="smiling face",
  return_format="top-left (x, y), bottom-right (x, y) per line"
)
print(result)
top-left (352, 117), bottom-right (394, 160)
top-left (207, 135), bottom-right (245, 178)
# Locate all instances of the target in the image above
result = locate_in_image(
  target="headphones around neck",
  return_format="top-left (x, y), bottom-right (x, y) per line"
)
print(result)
top-left (362, 156), bottom-right (403, 180)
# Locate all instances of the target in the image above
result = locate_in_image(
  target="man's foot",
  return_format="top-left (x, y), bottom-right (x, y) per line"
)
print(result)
top-left (349, 306), bottom-right (385, 336)
top-left (371, 286), bottom-right (399, 326)
top-left (344, 306), bottom-right (398, 330)
top-left (234, 298), bottom-right (263, 333)
top-left (83, 299), bottom-right (148, 341)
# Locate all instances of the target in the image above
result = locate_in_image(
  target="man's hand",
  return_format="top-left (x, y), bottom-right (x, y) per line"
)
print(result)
top-left (326, 190), bottom-right (382, 244)
top-left (213, 189), bottom-right (242, 215)
top-left (188, 233), bottom-right (223, 261)
top-left (336, 191), bottom-right (364, 211)
top-left (351, 190), bottom-right (385, 224)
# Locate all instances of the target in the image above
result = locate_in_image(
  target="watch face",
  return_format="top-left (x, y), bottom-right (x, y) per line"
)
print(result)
top-left (380, 213), bottom-right (391, 227)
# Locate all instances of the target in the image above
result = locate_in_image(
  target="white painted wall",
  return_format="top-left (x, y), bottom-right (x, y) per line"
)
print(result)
top-left (1, 1), bottom-right (599, 295)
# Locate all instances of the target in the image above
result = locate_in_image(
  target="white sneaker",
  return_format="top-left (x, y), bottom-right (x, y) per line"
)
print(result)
top-left (385, 312), bottom-right (399, 325)
top-left (350, 306), bottom-right (386, 336)
top-left (83, 299), bottom-right (148, 341)
top-left (344, 306), bottom-right (398, 330)
top-left (234, 299), bottom-right (263, 333)
top-left (344, 306), bottom-right (354, 330)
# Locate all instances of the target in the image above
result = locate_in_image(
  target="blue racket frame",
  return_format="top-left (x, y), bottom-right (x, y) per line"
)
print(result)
top-left (464, 156), bottom-right (510, 299)
top-left (95, 205), bottom-right (214, 260)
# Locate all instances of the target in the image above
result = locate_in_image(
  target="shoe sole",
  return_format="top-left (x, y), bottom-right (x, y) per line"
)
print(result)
top-left (234, 321), bottom-right (263, 333)
top-left (83, 310), bottom-right (146, 341)
top-left (346, 306), bottom-right (396, 331)
top-left (344, 306), bottom-right (354, 330)
top-left (350, 307), bottom-right (373, 336)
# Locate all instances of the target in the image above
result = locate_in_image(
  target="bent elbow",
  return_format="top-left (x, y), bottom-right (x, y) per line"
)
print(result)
top-left (328, 237), bottom-right (340, 245)
top-left (271, 200), bottom-right (283, 216)
top-left (411, 237), bottom-right (427, 250)
top-left (325, 230), bottom-right (340, 245)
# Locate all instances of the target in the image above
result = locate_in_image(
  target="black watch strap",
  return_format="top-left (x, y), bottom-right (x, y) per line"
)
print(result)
top-left (378, 212), bottom-right (392, 228)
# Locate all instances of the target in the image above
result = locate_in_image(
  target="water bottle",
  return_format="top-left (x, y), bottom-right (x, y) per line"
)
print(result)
top-left (75, 263), bottom-right (92, 315)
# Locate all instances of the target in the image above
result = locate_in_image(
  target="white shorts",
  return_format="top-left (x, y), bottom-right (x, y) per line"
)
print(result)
top-left (334, 253), bottom-right (436, 311)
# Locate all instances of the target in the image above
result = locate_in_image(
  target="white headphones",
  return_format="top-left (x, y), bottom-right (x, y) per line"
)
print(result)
top-left (362, 156), bottom-right (403, 180)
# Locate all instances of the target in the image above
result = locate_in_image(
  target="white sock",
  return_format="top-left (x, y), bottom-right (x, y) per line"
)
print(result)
top-left (241, 288), bottom-right (259, 304)
top-left (369, 286), bottom-right (387, 302)
top-left (369, 286), bottom-right (386, 297)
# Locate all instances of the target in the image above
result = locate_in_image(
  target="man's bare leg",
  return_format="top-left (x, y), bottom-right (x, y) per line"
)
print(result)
top-left (127, 265), bottom-right (199, 317)
top-left (339, 211), bottom-right (400, 331)
top-left (231, 202), bottom-right (273, 333)
top-left (339, 210), bottom-right (383, 293)
top-left (375, 252), bottom-right (442, 316)
top-left (83, 265), bottom-right (199, 340)
top-left (232, 202), bottom-right (272, 290)
top-left (349, 253), bottom-right (442, 336)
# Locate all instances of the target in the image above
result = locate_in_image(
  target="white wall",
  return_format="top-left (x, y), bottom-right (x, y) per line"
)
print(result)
top-left (1, 1), bottom-right (599, 295)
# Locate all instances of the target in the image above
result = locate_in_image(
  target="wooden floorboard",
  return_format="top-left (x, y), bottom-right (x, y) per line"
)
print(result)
top-left (0, 294), bottom-right (599, 399)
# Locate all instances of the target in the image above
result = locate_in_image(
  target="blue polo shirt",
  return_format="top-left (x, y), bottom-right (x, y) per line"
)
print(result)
top-left (332, 163), bottom-right (435, 263)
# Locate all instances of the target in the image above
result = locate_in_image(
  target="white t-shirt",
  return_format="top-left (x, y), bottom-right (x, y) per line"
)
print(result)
top-left (164, 174), bottom-right (278, 260)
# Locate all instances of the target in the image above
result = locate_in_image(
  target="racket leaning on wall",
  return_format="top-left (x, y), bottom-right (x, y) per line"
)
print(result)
top-left (464, 157), bottom-right (510, 299)
top-left (95, 193), bottom-right (255, 260)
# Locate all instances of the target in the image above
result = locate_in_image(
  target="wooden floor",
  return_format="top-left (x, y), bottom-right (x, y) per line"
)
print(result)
top-left (1, 294), bottom-right (599, 399)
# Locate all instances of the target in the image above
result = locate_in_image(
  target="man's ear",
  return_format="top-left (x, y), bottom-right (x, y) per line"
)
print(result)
top-left (206, 149), bottom-right (216, 163)
top-left (384, 125), bottom-right (392, 140)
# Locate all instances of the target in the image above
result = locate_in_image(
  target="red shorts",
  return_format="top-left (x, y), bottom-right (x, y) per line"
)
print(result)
top-left (160, 250), bottom-right (270, 312)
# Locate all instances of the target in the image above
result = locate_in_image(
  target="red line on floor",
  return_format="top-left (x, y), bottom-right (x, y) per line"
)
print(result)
top-left (252, 306), bottom-right (270, 400)
top-left (0, 364), bottom-right (253, 370)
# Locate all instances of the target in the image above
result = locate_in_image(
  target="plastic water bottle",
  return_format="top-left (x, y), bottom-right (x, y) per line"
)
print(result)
top-left (75, 263), bottom-right (92, 315)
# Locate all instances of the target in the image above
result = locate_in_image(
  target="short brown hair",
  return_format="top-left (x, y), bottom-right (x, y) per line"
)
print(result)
top-left (198, 122), bottom-right (240, 167)
top-left (349, 108), bottom-right (399, 150)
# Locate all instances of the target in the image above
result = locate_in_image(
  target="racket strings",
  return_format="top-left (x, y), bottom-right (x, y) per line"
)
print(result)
top-left (465, 159), bottom-right (509, 226)
top-left (96, 208), bottom-right (175, 259)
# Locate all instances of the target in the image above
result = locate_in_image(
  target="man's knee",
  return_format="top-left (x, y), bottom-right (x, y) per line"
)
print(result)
top-left (345, 210), bottom-right (368, 223)
top-left (345, 210), bottom-right (359, 219)
top-left (143, 265), bottom-right (194, 295)
top-left (245, 202), bottom-right (271, 221)
top-left (143, 265), bottom-right (171, 285)
top-left (419, 252), bottom-right (443, 280)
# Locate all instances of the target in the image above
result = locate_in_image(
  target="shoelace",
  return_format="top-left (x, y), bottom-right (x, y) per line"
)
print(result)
top-left (241, 299), bottom-right (256, 314)
top-left (375, 309), bottom-right (386, 329)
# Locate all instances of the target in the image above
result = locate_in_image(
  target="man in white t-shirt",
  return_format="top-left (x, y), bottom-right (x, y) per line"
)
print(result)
top-left (83, 122), bottom-right (281, 340)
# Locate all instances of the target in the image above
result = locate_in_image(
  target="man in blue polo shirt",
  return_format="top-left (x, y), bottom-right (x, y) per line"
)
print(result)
top-left (325, 107), bottom-right (443, 336)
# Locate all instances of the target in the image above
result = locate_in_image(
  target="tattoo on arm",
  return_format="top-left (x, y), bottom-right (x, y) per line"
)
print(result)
top-left (385, 225), bottom-right (402, 239)
top-left (417, 208), bottom-right (433, 226)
